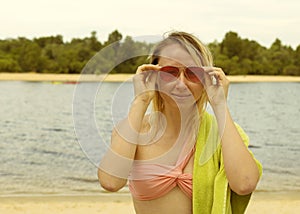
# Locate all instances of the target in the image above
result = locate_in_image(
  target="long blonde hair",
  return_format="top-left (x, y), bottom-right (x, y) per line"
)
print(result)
top-left (148, 31), bottom-right (214, 141)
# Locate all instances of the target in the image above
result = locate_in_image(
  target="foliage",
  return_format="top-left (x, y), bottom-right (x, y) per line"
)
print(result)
top-left (0, 30), bottom-right (299, 75)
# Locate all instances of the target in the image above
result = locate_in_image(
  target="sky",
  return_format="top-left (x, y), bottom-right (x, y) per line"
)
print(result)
top-left (1, 0), bottom-right (299, 48)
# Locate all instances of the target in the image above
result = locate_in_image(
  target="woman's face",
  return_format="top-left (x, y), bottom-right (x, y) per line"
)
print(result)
top-left (157, 43), bottom-right (205, 108)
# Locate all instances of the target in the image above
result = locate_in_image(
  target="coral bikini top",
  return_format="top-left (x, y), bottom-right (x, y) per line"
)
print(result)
top-left (128, 146), bottom-right (195, 200)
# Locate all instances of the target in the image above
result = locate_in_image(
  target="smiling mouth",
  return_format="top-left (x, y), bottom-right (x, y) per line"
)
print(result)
top-left (171, 94), bottom-right (192, 98)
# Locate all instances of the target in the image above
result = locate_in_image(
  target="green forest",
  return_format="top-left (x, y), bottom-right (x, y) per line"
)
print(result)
top-left (0, 30), bottom-right (299, 75)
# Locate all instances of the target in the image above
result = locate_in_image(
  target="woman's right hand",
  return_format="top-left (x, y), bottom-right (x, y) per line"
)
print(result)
top-left (132, 64), bottom-right (161, 103)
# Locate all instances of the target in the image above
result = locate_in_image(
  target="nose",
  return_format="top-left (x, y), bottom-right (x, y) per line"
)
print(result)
top-left (176, 71), bottom-right (189, 88)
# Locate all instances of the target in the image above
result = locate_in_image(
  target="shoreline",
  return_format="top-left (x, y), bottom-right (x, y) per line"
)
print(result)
top-left (0, 72), bottom-right (300, 82)
top-left (0, 191), bottom-right (299, 214)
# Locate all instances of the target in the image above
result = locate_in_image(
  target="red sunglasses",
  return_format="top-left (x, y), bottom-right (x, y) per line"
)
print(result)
top-left (158, 66), bottom-right (205, 83)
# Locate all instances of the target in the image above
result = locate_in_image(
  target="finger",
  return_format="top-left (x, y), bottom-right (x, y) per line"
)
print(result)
top-left (207, 68), bottom-right (226, 85)
top-left (200, 66), bottom-right (217, 85)
top-left (201, 66), bottom-right (215, 73)
top-left (134, 65), bottom-right (159, 84)
top-left (207, 71), bottom-right (222, 79)
top-left (207, 72), bottom-right (223, 86)
top-left (213, 68), bottom-right (226, 78)
top-left (136, 64), bottom-right (161, 74)
top-left (147, 70), bottom-right (158, 82)
top-left (145, 72), bottom-right (158, 90)
top-left (200, 70), bottom-right (214, 87)
top-left (203, 66), bottom-right (224, 75)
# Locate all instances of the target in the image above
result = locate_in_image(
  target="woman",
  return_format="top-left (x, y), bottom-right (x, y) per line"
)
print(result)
top-left (98, 31), bottom-right (262, 214)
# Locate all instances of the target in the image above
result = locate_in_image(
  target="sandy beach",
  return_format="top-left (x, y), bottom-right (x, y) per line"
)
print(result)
top-left (0, 72), bottom-right (300, 82)
top-left (0, 194), bottom-right (135, 214)
top-left (246, 191), bottom-right (300, 214)
top-left (0, 191), bottom-right (299, 214)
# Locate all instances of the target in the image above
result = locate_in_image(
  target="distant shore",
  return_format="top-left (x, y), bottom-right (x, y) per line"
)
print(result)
top-left (0, 191), bottom-right (299, 214)
top-left (0, 72), bottom-right (300, 83)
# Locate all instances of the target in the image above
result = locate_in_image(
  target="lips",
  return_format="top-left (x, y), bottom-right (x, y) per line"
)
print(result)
top-left (171, 93), bottom-right (192, 99)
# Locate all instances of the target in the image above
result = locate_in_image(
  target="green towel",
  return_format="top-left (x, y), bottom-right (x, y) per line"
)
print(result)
top-left (193, 111), bottom-right (263, 214)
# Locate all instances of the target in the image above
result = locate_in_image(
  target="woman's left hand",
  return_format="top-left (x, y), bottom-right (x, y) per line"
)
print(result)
top-left (202, 67), bottom-right (230, 108)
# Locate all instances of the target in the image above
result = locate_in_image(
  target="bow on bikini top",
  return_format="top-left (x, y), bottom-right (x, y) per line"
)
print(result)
top-left (128, 146), bottom-right (195, 200)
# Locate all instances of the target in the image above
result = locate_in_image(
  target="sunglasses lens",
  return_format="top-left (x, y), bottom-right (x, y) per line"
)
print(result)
top-left (159, 66), bottom-right (179, 82)
top-left (186, 67), bottom-right (205, 83)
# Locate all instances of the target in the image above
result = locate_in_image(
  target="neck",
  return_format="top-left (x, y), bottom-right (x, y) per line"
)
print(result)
top-left (162, 102), bottom-right (198, 136)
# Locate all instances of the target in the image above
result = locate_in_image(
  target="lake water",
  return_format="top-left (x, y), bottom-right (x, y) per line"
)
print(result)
top-left (0, 81), bottom-right (299, 196)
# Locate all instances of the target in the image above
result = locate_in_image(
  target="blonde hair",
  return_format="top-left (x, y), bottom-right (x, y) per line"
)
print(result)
top-left (149, 31), bottom-right (214, 141)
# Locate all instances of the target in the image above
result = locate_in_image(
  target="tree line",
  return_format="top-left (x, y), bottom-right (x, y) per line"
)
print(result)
top-left (0, 30), bottom-right (299, 75)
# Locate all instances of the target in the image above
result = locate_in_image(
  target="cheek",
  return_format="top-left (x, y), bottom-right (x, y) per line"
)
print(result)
top-left (190, 84), bottom-right (205, 100)
top-left (157, 78), bottom-right (175, 93)
top-left (157, 80), bottom-right (177, 102)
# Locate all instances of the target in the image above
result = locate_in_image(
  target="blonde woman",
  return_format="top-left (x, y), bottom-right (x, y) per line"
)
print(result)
top-left (98, 31), bottom-right (262, 214)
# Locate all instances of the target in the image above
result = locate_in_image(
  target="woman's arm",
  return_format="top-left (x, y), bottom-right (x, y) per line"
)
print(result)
top-left (214, 105), bottom-right (260, 195)
top-left (98, 64), bottom-right (160, 192)
top-left (97, 97), bottom-right (150, 191)
top-left (204, 67), bottom-right (260, 195)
